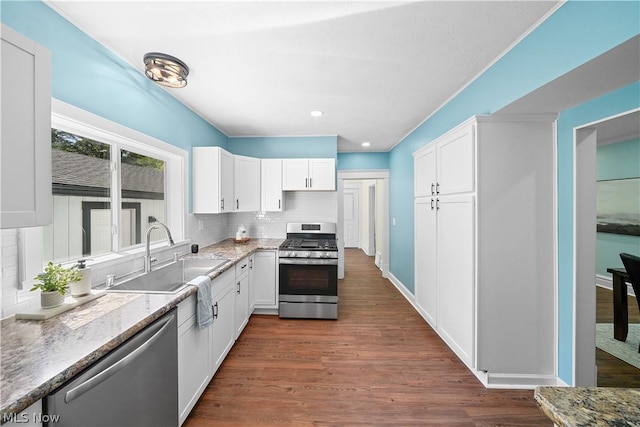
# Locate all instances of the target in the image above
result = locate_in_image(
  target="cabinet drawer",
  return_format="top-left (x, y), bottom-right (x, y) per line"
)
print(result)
top-left (178, 293), bottom-right (196, 327)
top-left (212, 268), bottom-right (234, 296)
top-left (235, 257), bottom-right (250, 278)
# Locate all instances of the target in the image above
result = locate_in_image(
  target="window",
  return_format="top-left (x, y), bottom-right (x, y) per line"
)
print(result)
top-left (40, 100), bottom-right (186, 265)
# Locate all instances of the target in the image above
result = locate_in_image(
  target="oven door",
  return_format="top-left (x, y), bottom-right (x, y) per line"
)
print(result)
top-left (279, 260), bottom-right (338, 298)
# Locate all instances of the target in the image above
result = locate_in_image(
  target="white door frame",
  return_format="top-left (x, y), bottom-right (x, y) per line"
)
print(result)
top-left (337, 170), bottom-right (389, 279)
top-left (368, 183), bottom-right (376, 257)
top-left (573, 107), bottom-right (640, 386)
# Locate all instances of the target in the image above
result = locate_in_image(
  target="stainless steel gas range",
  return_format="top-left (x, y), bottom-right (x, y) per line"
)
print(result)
top-left (278, 222), bottom-right (338, 319)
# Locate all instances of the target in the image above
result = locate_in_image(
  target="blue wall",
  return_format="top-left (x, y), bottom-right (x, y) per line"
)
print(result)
top-left (337, 152), bottom-right (389, 170)
top-left (228, 136), bottom-right (337, 158)
top-left (0, 1), bottom-right (228, 152)
top-left (389, 0), bottom-right (640, 384)
top-left (596, 138), bottom-right (640, 276)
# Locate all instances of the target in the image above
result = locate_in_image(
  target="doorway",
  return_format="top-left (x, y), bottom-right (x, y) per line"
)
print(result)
top-left (575, 108), bottom-right (640, 387)
top-left (337, 171), bottom-right (389, 280)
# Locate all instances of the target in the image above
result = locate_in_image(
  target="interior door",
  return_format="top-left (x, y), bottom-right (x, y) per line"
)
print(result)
top-left (343, 187), bottom-right (360, 248)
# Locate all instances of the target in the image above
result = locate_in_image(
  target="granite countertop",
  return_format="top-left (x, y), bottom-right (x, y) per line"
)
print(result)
top-left (0, 238), bottom-right (282, 418)
top-left (535, 386), bottom-right (640, 426)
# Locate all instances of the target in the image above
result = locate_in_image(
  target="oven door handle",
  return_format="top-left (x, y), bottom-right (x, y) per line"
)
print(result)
top-left (279, 258), bottom-right (338, 266)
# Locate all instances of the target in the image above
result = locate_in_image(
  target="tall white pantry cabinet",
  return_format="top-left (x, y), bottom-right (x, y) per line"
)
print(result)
top-left (413, 115), bottom-right (557, 388)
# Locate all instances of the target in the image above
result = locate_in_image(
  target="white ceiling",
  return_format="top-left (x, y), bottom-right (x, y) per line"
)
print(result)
top-left (46, 1), bottom-right (561, 152)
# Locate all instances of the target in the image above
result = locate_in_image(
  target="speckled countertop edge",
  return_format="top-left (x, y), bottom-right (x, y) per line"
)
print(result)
top-left (534, 386), bottom-right (640, 427)
top-left (0, 238), bottom-right (282, 418)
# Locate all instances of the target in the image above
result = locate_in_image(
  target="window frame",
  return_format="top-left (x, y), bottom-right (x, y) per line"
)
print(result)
top-left (48, 99), bottom-right (187, 262)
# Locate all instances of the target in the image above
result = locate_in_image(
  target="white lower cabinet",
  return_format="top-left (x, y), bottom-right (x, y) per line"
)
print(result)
top-left (211, 269), bottom-right (236, 375)
top-left (234, 257), bottom-right (250, 339)
top-left (414, 198), bottom-right (437, 327)
top-left (178, 294), bottom-right (212, 426)
top-left (176, 252), bottom-right (275, 423)
top-left (251, 250), bottom-right (278, 310)
top-left (433, 195), bottom-right (474, 366)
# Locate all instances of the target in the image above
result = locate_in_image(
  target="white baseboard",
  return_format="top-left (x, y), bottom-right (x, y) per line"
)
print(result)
top-left (596, 273), bottom-right (634, 296)
top-left (483, 373), bottom-right (563, 389)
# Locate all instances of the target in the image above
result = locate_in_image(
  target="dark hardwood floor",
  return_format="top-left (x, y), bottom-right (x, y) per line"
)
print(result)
top-left (185, 248), bottom-right (551, 426)
top-left (596, 286), bottom-right (640, 387)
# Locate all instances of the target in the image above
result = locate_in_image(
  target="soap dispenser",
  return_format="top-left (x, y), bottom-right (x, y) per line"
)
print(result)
top-left (71, 259), bottom-right (92, 298)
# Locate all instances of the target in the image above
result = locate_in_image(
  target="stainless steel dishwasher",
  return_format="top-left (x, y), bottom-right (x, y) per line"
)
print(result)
top-left (45, 309), bottom-right (178, 427)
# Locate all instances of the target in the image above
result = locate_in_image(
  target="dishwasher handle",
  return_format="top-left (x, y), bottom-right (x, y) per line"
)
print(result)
top-left (64, 312), bottom-right (175, 404)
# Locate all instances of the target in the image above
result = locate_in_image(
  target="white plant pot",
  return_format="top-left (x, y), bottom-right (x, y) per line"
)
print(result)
top-left (41, 291), bottom-right (65, 309)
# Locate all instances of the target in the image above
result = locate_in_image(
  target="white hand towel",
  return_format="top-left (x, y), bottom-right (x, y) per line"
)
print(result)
top-left (187, 275), bottom-right (213, 329)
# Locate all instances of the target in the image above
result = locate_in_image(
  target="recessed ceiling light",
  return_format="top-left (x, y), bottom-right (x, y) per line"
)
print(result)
top-left (361, 142), bottom-right (371, 147)
top-left (310, 110), bottom-right (324, 117)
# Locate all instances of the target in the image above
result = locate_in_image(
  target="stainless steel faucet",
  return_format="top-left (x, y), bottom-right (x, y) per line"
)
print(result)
top-left (144, 222), bottom-right (175, 272)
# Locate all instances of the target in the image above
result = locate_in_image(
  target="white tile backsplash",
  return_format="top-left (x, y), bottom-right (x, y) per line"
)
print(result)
top-left (0, 191), bottom-right (337, 318)
top-left (227, 192), bottom-right (338, 238)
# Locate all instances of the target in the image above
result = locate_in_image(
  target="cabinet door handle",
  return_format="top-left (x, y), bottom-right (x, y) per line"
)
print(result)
top-left (236, 199), bottom-right (239, 209)
top-left (431, 183), bottom-right (435, 195)
top-left (305, 178), bottom-right (308, 188)
top-left (436, 182), bottom-right (440, 194)
top-left (221, 199), bottom-right (224, 210)
top-left (213, 302), bottom-right (218, 319)
top-left (278, 199), bottom-right (281, 209)
top-left (436, 198), bottom-right (440, 210)
top-left (430, 198), bottom-right (434, 210)
top-left (237, 282), bottom-right (241, 294)
top-left (249, 258), bottom-right (253, 269)
top-left (309, 178), bottom-right (312, 188)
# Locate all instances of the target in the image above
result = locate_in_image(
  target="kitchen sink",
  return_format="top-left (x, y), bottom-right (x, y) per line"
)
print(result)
top-left (106, 258), bottom-right (228, 294)
top-left (182, 258), bottom-right (229, 280)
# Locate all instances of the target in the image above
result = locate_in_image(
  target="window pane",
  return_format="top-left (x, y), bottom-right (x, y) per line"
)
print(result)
top-left (120, 149), bottom-right (166, 248)
top-left (44, 129), bottom-right (112, 263)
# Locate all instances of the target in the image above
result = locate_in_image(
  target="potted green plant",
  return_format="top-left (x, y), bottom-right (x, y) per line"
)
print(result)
top-left (31, 262), bottom-right (82, 308)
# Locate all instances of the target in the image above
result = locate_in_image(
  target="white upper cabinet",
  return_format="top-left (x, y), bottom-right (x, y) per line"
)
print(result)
top-left (282, 158), bottom-right (335, 191)
top-left (261, 159), bottom-right (283, 211)
top-left (308, 158), bottom-right (336, 191)
top-left (192, 147), bottom-right (234, 214)
top-left (1, 25), bottom-right (52, 229)
top-left (414, 125), bottom-right (474, 198)
top-left (436, 124), bottom-right (475, 195)
top-left (414, 145), bottom-right (436, 198)
top-left (234, 155), bottom-right (260, 212)
top-left (282, 159), bottom-right (309, 190)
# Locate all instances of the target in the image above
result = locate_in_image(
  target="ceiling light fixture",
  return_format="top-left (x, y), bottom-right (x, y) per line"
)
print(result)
top-left (361, 142), bottom-right (371, 147)
top-left (143, 52), bottom-right (189, 88)
top-left (310, 110), bottom-right (324, 117)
